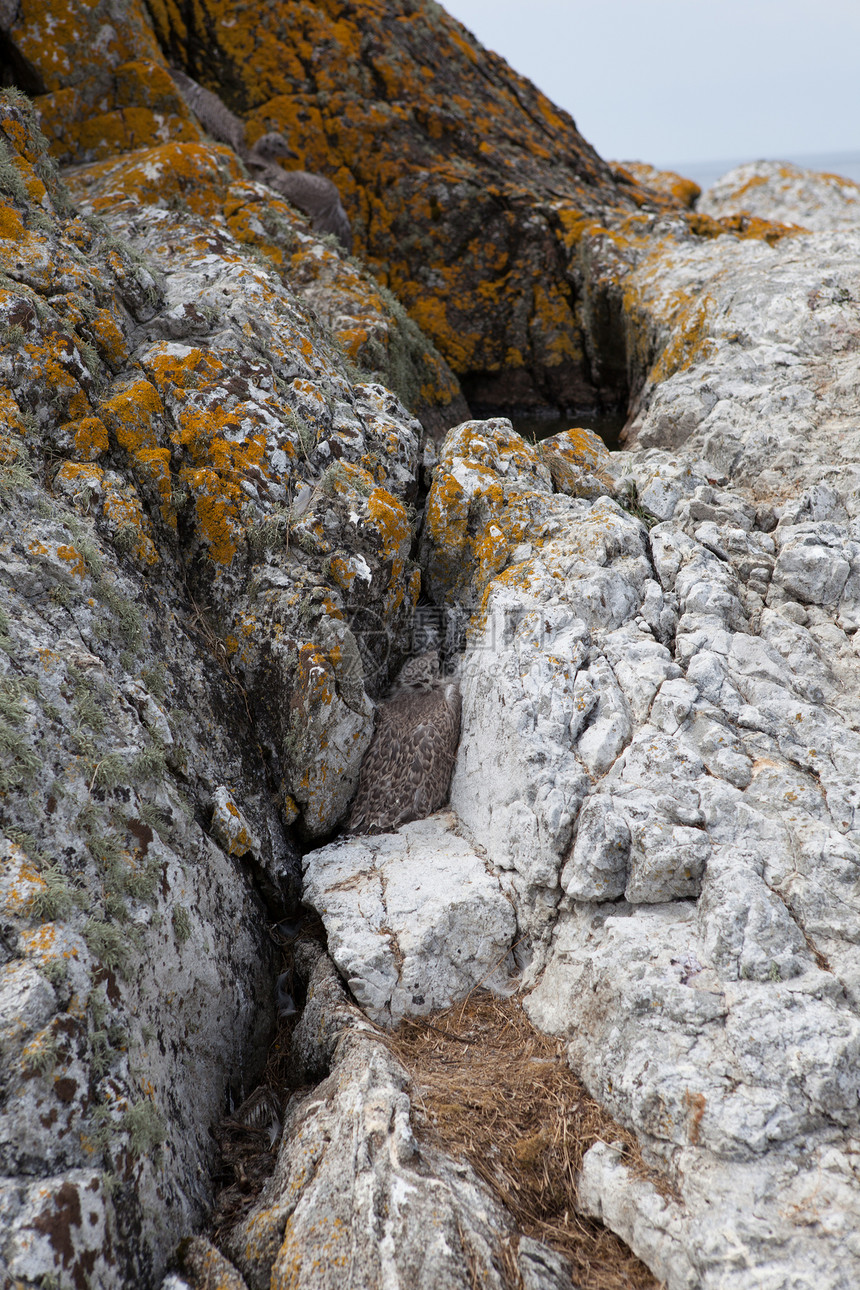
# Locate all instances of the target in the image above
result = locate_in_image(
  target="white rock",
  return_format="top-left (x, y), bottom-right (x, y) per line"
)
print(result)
top-left (302, 812), bottom-right (517, 1026)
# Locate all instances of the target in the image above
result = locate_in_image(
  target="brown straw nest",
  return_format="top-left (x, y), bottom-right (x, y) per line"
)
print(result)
top-left (384, 993), bottom-right (668, 1290)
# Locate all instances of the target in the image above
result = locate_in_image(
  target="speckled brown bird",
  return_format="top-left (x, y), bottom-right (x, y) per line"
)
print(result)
top-left (347, 650), bottom-right (461, 836)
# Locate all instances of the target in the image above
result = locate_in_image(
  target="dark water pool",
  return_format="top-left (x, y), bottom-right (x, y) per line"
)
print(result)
top-left (509, 409), bottom-right (629, 452)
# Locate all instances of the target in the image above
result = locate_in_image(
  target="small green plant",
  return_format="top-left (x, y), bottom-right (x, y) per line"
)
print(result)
top-left (30, 866), bottom-right (76, 921)
top-left (24, 1031), bottom-right (59, 1076)
top-left (112, 523), bottom-right (138, 557)
top-left (125, 857), bottom-right (160, 903)
top-left (42, 958), bottom-right (69, 987)
top-left (769, 961), bottom-right (782, 982)
top-left (130, 742), bottom-right (167, 783)
top-left (74, 533), bottom-right (103, 577)
top-left (97, 582), bottom-right (143, 650)
top-left (88, 751), bottom-right (129, 790)
top-left (73, 689), bottom-right (106, 733)
top-left (137, 801), bottom-right (171, 833)
top-left (248, 503), bottom-right (293, 554)
top-left (172, 905), bottom-right (191, 945)
top-left (103, 891), bottom-right (129, 923)
top-left (139, 664), bottom-right (167, 699)
top-left (0, 141), bottom-right (29, 204)
top-left (86, 1102), bottom-right (117, 1154)
top-left (83, 919), bottom-right (134, 976)
top-left (617, 478), bottom-right (659, 529)
top-left (124, 1099), bottom-right (165, 1156)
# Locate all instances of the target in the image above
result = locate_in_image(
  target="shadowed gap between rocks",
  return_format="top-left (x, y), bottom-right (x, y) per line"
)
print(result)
top-left (0, 29), bottom-right (46, 96)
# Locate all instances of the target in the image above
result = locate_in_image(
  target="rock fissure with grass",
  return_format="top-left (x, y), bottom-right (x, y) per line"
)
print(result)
top-left (1, 1), bottom-right (860, 1288)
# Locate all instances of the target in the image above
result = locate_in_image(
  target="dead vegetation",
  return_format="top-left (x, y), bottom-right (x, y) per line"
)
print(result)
top-left (385, 993), bottom-right (666, 1290)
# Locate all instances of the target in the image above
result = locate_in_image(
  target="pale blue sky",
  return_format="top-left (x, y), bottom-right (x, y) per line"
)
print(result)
top-left (442, 0), bottom-right (860, 172)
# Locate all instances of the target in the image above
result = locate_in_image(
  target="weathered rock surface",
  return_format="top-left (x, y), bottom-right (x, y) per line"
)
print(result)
top-left (422, 165), bottom-right (860, 1284)
top-left (4, 0), bottom-right (860, 1284)
top-left (0, 86), bottom-right (448, 1286)
top-left (303, 811), bottom-right (517, 1026)
top-left (224, 943), bottom-right (573, 1290)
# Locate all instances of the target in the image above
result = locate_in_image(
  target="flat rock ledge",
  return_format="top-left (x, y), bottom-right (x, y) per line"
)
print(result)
top-left (302, 812), bottom-right (518, 1027)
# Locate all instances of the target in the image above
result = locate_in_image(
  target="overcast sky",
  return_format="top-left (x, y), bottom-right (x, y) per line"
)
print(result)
top-left (442, 0), bottom-right (860, 171)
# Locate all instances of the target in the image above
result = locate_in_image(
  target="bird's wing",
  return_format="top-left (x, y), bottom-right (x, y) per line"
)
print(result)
top-left (347, 692), bottom-right (459, 834)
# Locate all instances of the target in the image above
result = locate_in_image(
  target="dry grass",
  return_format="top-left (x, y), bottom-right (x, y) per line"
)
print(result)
top-left (385, 993), bottom-right (667, 1290)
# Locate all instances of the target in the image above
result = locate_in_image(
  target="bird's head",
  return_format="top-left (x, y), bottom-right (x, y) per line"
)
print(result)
top-left (391, 649), bottom-right (441, 693)
top-left (250, 132), bottom-right (298, 162)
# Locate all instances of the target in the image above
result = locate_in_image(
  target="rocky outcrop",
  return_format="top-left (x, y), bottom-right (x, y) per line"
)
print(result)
top-left (3, 0), bottom-right (678, 420)
top-left (418, 165), bottom-right (860, 1288)
top-left (302, 812), bottom-right (517, 1027)
top-left (698, 159), bottom-right (860, 232)
top-left (0, 85), bottom-right (449, 1285)
top-left (223, 941), bottom-right (572, 1290)
top-left (4, 0), bottom-right (860, 1285)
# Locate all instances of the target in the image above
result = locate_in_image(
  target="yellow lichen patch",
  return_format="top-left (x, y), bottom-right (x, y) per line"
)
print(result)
top-left (0, 205), bottom-right (25, 240)
top-left (74, 141), bottom-right (244, 216)
top-left (182, 469), bottom-right (239, 566)
top-left (685, 210), bottom-right (802, 245)
top-left (68, 416), bottom-right (109, 461)
top-left (539, 427), bottom-right (615, 498)
top-left (100, 379), bottom-right (164, 454)
top-left (55, 544), bottom-right (87, 579)
top-left (90, 308), bottom-right (128, 367)
top-left (424, 469), bottom-right (469, 557)
top-left (650, 291), bottom-right (717, 385)
top-left (53, 461), bottom-right (104, 509)
top-left (101, 479), bottom-right (160, 566)
top-left (0, 845), bottom-right (46, 917)
top-left (0, 388), bottom-right (26, 433)
top-left (366, 488), bottom-right (410, 563)
top-left (616, 162), bottom-right (702, 211)
top-left (135, 447), bottom-right (175, 527)
top-left (17, 923), bottom-right (58, 960)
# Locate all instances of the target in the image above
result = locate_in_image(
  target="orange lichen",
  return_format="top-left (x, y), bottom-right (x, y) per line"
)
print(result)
top-left (56, 544), bottom-right (87, 579)
top-left (0, 206), bottom-right (25, 240)
top-left (69, 417), bottom-right (110, 460)
top-left (100, 380), bottom-right (164, 454)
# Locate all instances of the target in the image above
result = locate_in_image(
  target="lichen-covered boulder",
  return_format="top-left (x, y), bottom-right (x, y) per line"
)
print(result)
top-left (698, 159), bottom-right (860, 232)
top-left (0, 86), bottom-right (445, 1286)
